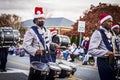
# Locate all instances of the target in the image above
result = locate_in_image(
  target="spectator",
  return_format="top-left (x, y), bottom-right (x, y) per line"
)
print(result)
top-left (69, 45), bottom-right (82, 62)
top-left (62, 47), bottom-right (70, 60)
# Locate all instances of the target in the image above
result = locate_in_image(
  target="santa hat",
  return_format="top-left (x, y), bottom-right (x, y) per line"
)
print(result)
top-left (34, 7), bottom-right (45, 18)
top-left (50, 29), bottom-right (57, 36)
top-left (111, 24), bottom-right (120, 30)
top-left (100, 13), bottom-right (112, 24)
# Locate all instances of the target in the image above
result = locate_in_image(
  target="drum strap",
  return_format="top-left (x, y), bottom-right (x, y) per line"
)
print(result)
top-left (98, 29), bottom-right (113, 52)
top-left (31, 26), bottom-right (55, 62)
top-left (31, 26), bottom-right (45, 49)
top-left (115, 38), bottom-right (119, 53)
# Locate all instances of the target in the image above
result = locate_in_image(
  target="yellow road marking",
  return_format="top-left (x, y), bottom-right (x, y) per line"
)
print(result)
top-left (68, 74), bottom-right (82, 80)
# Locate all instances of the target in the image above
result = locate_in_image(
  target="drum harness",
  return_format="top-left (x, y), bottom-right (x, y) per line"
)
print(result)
top-left (31, 26), bottom-right (54, 62)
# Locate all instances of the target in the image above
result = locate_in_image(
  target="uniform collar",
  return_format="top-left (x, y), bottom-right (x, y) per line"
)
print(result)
top-left (100, 26), bottom-right (110, 33)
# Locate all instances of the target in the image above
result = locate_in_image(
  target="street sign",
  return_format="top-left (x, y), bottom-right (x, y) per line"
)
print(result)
top-left (78, 21), bottom-right (85, 32)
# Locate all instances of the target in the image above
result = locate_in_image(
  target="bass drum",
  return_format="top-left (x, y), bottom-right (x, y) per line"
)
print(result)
top-left (58, 64), bottom-right (72, 78)
top-left (29, 61), bottom-right (50, 80)
top-left (52, 35), bottom-right (70, 48)
top-left (0, 27), bottom-right (14, 47)
top-left (47, 62), bottom-right (61, 78)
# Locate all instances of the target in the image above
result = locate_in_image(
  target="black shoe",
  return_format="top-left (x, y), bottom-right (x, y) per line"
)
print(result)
top-left (69, 60), bottom-right (74, 62)
top-left (0, 69), bottom-right (7, 72)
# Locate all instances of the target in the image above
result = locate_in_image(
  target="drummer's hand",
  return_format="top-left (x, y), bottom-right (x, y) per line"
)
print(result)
top-left (55, 44), bottom-right (60, 49)
top-left (106, 52), bottom-right (114, 56)
top-left (35, 49), bottom-right (42, 55)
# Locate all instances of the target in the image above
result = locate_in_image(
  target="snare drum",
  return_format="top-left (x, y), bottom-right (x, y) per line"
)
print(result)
top-left (58, 64), bottom-right (72, 78)
top-left (48, 62), bottom-right (61, 78)
top-left (60, 60), bottom-right (77, 75)
top-left (29, 61), bottom-right (50, 80)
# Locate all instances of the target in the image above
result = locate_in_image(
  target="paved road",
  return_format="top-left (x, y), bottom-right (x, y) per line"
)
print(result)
top-left (5, 54), bottom-right (100, 80)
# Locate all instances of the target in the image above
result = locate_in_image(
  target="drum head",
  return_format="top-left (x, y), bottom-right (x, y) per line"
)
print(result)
top-left (58, 64), bottom-right (72, 71)
top-left (48, 62), bottom-right (61, 71)
top-left (61, 60), bottom-right (77, 68)
top-left (31, 61), bottom-right (49, 71)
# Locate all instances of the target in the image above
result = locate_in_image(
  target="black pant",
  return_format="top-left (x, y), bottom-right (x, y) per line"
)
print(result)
top-left (70, 54), bottom-right (80, 61)
top-left (0, 48), bottom-right (8, 70)
top-left (97, 57), bottom-right (116, 80)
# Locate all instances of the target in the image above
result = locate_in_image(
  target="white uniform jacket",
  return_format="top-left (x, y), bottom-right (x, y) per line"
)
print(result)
top-left (88, 27), bottom-right (113, 57)
top-left (23, 26), bottom-right (53, 56)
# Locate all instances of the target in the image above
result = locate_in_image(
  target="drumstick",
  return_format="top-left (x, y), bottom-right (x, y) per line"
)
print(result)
top-left (38, 42), bottom-right (42, 55)
top-left (112, 36), bottom-right (116, 53)
top-left (114, 54), bottom-right (120, 56)
top-left (38, 42), bottom-right (40, 49)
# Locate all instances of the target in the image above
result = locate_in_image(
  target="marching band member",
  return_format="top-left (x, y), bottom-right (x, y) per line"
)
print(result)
top-left (88, 13), bottom-right (116, 80)
top-left (23, 7), bottom-right (60, 80)
top-left (111, 24), bottom-right (120, 54)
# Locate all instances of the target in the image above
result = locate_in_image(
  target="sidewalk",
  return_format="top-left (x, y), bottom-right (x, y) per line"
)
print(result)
top-left (0, 68), bottom-right (28, 80)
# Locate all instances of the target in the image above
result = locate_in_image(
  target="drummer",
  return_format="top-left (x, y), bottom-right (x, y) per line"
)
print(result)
top-left (23, 7), bottom-right (60, 80)
top-left (111, 24), bottom-right (120, 54)
top-left (88, 13), bottom-right (116, 80)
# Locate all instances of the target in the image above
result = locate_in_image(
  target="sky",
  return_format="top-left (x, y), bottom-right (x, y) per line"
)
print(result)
top-left (0, 0), bottom-right (120, 22)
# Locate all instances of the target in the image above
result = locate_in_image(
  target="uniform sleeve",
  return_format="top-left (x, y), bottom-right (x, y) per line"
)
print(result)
top-left (23, 28), bottom-right (37, 56)
top-left (88, 30), bottom-right (108, 57)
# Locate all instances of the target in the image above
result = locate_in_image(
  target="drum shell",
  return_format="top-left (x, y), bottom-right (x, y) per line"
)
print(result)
top-left (29, 61), bottom-right (50, 80)
top-left (58, 64), bottom-right (72, 78)
top-left (48, 62), bottom-right (61, 77)
top-left (60, 60), bottom-right (77, 75)
top-left (52, 35), bottom-right (70, 48)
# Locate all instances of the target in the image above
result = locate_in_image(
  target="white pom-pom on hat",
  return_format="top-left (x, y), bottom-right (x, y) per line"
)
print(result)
top-left (34, 7), bottom-right (45, 18)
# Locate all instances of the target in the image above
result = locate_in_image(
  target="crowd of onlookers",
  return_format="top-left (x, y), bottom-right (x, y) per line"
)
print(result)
top-left (55, 36), bottom-right (93, 66)
top-left (8, 44), bottom-right (26, 57)
top-left (8, 36), bottom-right (93, 66)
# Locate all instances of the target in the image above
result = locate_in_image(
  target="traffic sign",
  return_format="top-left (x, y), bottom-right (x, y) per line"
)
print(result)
top-left (78, 21), bottom-right (85, 32)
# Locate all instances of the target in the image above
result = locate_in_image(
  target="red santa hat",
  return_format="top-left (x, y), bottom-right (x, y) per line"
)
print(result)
top-left (34, 7), bottom-right (45, 18)
top-left (100, 13), bottom-right (112, 24)
top-left (111, 24), bottom-right (120, 30)
top-left (50, 29), bottom-right (57, 36)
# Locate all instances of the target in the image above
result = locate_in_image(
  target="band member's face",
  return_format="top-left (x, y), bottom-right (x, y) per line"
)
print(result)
top-left (36, 17), bottom-right (45, 27)
top-left (113, 28), bottom-right (120, 35)
top-left (102, 18), bottom-right (113, 30)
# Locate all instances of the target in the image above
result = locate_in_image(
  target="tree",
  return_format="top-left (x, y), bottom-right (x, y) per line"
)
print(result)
top-left (0, 14), bottom-right (21, 29)
top-left (71, 35), bottom-right (77, 44)
top-left (64, 3), bottom-right (120, 38)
